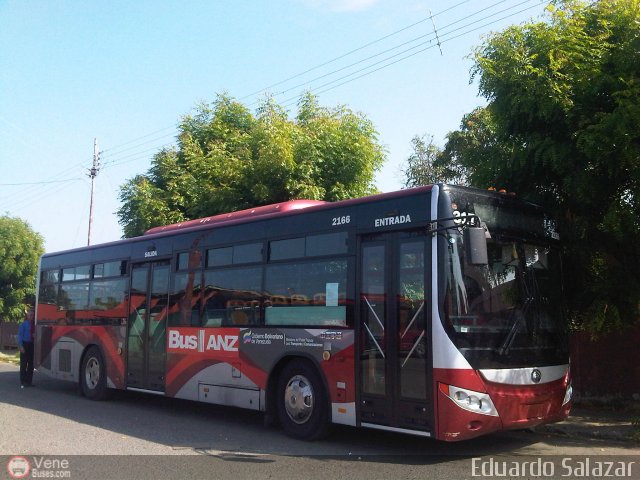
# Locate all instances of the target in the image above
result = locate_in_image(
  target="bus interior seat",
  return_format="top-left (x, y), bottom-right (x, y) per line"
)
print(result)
top-left (291, 294), bottom-right (309, 305)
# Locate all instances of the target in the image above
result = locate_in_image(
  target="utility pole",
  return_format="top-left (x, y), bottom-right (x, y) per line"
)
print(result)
top-left (87, 138), bottom-right (100, 246)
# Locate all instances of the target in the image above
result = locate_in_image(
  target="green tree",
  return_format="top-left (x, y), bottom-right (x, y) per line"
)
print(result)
top-left (0, 215), bottom-right (44, 322)
top-left (440, 107), bottom-right (512, 188)
top-left (442, 0), bottom-right (640, 332)
top-left (118, 92), bottom-right (385, 237)
top-left (402, 134), bottom-right (467, 188)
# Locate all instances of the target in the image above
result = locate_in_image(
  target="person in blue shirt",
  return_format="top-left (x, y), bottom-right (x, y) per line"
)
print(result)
top-left (17, 308), bottom-right (35, 388)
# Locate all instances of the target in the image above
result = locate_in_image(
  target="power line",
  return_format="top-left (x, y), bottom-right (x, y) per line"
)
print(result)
top-left (278, 0), bottom-right (541, 107)
top-left (0, 166), bottom-right (86, 209)
top-left (101, 136), bottom-right (177, 165)
top-left (247, 32), bottom-right (437, 108)
top-left (246, 0), bottom-right (515, 107)
top-left (305, 1), bottom-right (541, 100)
top-left (102, 142), bottom-right (176, 169)
top-left (8, 0), bottom-right (544, 214)
top-left (0, 178), bottom-right (82, 186)
top-left (261, 0), bottom-right (533, 108)
top-left (429, 9), bottom-right (444, 56)
top-left (6, 178), bottom-right (86, 213)
top-left (239, 16), bottom-right (433, 101)
top-left (100, 125), bottom-right (177, 156)
top-left (80, 0), bottom-right (478, 161)
top-left (96, 0), bottom-right (538, 175)
top-left (4, 142), bottom-right (167, 211)
top-left (1, 134), bottom-right (102, 210)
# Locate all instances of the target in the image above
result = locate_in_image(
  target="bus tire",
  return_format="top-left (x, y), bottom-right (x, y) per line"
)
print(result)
top-left (80, 346), bottom-right (109, 401)
top-left (276, 358), bottom-right (329, 441)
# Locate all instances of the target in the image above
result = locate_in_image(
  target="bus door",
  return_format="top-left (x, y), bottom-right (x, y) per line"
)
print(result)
top-left (126, 260), bottom-right (170, 392)
top-left (358, 232), bottom-right (433, 433)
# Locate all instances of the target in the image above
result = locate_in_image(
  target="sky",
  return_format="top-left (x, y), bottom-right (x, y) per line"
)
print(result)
top-left (0, 0), bottom-right (549, 253)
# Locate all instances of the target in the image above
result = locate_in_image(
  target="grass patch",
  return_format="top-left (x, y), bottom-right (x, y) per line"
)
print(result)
top-left (631, 417), bottom-right (640, 442)
top-left (0, 350), bottom-right (20, 365)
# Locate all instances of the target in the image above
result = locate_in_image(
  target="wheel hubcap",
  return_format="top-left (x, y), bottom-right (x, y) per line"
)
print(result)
top-left (284, 374), bottom-right (314, 424)
top-left (85, 357), bottom-right (100, 389)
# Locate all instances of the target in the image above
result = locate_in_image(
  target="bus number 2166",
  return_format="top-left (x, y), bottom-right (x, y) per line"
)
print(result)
top-left (332, 216), bottom-right (351, 226)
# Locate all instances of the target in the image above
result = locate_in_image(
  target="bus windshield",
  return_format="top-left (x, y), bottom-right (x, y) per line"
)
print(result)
top-left (441, 191), bottom-right (568, 370)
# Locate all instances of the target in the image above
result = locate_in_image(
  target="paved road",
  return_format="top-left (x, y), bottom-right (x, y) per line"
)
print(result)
top-left (0, 363), bottom-right (637, 479)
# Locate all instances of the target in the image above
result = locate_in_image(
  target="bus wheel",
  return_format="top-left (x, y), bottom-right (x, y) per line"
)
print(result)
top-left (277, 359), bottom-right (329, 440)
top-left (80, 346), bottom-right (109, 401)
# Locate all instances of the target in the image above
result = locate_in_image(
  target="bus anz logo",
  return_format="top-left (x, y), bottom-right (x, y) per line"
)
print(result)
top-left (168, 329), bottom-right (238, 353)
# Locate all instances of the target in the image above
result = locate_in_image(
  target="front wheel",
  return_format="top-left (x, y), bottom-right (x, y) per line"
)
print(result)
top-left (80, 346), bottom-right (109, 400)
top-left (276, 359), bottom-right (329, 440)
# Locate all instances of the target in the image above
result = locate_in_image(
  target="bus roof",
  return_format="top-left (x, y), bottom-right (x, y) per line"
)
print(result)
top-left (42, 185), bottom-right (435, 259)
top-left (144, 199), bottom-right (328, 235)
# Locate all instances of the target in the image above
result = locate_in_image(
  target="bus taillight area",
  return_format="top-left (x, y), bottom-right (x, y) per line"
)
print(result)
top-left (434, 367), bottom-right (572, 441)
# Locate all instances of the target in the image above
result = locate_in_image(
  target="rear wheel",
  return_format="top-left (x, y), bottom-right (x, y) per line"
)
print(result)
top-left (276, 359), bottom-right (329, 440)
top-left (80, 346), bottom-right (109, 400)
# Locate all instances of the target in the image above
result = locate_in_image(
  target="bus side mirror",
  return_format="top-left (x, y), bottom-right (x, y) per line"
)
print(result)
top-left (464, 227), bottom-right (488, 265)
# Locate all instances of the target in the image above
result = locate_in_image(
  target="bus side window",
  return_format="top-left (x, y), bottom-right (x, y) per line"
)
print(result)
top-left (264, 260), bottom-right (349, 327)
top-left (203, 266), bottom-right (263, 327)
top-left (169, 271), bottom-right (201, 326)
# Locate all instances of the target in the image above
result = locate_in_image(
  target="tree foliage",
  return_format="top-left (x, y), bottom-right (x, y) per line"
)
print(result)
top-left (0, 215), bottom-right (44, 322)
top-left (402, 134), bottom-right (467, 187)
top-left (440, 0), bottom-right (640, 332)
top-left (118, 93), bottom-right (385, 237)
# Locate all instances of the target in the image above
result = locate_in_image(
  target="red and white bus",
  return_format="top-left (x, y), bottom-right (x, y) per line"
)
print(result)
top-left (35, 184), bottom-right (571, 441)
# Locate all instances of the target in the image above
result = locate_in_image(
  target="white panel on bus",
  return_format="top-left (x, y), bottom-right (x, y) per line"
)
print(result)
top-left (480, 365), bottom-right (569, 385)
top-left (199, 384), bottom-right (261, 411)
top-left (430, 185), bottom-right (473, 370)
top-left (174, 362), bottom-right (260, 403)
top-left (331, 402), bottom-right (356, 426)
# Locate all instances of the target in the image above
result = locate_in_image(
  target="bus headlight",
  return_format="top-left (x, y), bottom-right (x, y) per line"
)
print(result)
top-left (440, 384), bottom-right (499, 416)
top-left (562, 382), bottom-right (572, 406)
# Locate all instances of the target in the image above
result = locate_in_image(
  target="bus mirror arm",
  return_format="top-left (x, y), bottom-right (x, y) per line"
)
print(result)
top-left (427, 214), bottom-right (484, 235)
top-left (427, 215), bottom-right (489, 266)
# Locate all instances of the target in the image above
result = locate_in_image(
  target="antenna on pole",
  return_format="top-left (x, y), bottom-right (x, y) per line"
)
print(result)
top-left (87, 138), bottom-right (100, 246)
top-left (429, 10), bottom-right (443, 56)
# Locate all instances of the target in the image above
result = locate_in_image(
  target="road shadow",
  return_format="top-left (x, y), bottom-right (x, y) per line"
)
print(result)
top-left (1, 367), bottom-right (635, 464)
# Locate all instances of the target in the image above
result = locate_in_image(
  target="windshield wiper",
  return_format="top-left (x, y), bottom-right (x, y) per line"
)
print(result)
top-left (497, 307), bottom-right (527, 356)
top-left (498, 264), bottom-right (541, 355)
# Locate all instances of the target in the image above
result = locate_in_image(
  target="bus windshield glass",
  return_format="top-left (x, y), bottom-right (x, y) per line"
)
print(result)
top-left (441, 189), bottom-right (568, 369)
